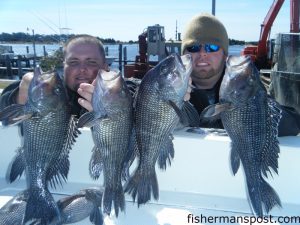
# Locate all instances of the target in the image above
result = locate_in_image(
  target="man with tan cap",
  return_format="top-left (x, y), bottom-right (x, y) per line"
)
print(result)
top-left (182, 13), bottom-right (228, 128)
top-left (182, 13), bottom-right (300, 135)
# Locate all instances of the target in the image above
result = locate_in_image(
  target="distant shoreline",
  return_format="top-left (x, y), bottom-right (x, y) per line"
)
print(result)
top-left (0, 41), bottom-right (58, 45)
top-left (0, 41), bottom-right (123, 45)
top-left (0, 42), bottom-right (249, 46)
top-left (0, 33), bottom-right (255, 45)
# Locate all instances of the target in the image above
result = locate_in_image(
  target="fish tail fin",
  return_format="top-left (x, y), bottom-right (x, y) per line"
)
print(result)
top-left (124, 167), bottom-right (158, 206)
top-left (23, 187), bottom-right (61, 224)
top-left (247, 177), bottom-right (281, 217)
top-left (102, 183), bottom-right (125, 217)
top-left (246, 179), bottom-right (264, 217)
top-left (85, 188), bottom-right (104, 225)
top-left (89, 206), bottom-right (103, 225)
top-left (261, 179), bottom-right (282, 213)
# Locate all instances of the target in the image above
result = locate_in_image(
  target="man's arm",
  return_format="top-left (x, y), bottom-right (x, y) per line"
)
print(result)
top-left (278, 105), bottom-right (300, 137)
top-left (0, 81), bottom-right (20, 110)
top-left (0, 73), bottom-right (34, 110)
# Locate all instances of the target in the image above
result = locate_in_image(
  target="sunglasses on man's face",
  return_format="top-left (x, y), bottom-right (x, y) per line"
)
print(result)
top-left (186, 44), bottom-right (220, 53)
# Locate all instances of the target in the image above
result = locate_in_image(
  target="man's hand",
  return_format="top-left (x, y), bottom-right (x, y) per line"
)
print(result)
top-left (77, 80), bottom-right (95, 112)
top-left (17, 72), bottom-right (33, 104)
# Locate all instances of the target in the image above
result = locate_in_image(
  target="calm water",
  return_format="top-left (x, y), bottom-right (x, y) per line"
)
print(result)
top-left (2, 43), bottom-right (244, 71)
top-left (3, 43), bottom-right (139, 59)
top-left (3, 43), bottom-right (244, 57)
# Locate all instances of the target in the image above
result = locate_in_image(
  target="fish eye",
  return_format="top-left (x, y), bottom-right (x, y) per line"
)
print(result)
top-left (120, 90), bottom-right (126, 97)
top-left (239, 84), bottom-right (247, 91)
top-left (248, 77), bottom-right (254, 86)
top-left (54, 87), bottom-right (61, 95)
top-left (167, 71), bottom-right (180, 83)
top-left (160, 64), bottom-right (170, 74)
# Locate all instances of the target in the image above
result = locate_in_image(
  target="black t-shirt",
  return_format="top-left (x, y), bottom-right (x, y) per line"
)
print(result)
top-left (189, 71), bottom-right (224, 129)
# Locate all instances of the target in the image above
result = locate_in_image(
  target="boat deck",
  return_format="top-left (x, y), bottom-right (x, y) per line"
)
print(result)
top-left (0, 126), bottom-right (299, 224)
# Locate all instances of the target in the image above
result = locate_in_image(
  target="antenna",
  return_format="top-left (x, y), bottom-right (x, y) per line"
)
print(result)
top-left (58, 0), bottom-right (71, 43)
top-left (212, 0), bottom-right (216, 15)
top-left (175, 20), bottom-right (178, 41)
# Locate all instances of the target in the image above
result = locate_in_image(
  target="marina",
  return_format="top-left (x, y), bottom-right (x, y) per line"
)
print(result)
top-left (0, 43), bottom-right (135, 79)
top-left (0, 41), bottom-right (244, 81)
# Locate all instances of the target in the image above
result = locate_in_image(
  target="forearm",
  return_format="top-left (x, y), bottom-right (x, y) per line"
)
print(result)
top-left (0, 81), bottom-right (20, 110)
top-left (278, 105), bottom-right (300, 137)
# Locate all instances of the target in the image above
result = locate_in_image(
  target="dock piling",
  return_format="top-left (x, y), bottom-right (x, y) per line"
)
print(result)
top-left (17, 55), bottom-right (22, 78)
top-left (118, 44), bottom-right (123, 71)
top-left (123, 46), bottom-right (127, 66)
top-left (5, 55), bottom-right (12, 77)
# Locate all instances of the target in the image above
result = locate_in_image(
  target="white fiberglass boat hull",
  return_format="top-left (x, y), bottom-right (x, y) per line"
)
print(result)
top-left (0, 125), bottom-right (299, 224)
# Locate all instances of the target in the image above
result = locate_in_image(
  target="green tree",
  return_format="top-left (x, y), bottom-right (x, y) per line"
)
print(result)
top-left (40, 48), bottom-right (63, 71)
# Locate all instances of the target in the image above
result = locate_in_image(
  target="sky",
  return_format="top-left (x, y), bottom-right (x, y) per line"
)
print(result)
top-left (0, 0), bottom-right (291, 42)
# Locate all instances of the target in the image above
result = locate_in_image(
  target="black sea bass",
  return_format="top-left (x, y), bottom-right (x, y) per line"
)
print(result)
top-left (0, 68), bottom-right (78, 224)
top-left (78, 70), bottom-right (133, 217)
top-left (202, 55), bottom-right (282, 216)
top-left (125, 53), bottom-right (193, 205)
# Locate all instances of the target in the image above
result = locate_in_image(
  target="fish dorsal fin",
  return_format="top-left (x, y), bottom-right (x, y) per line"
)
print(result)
top-left (47, 115), bottom-right (81, 189)
top-left (261, 98), bottom-right (282, 177)
top-left (57, 193), bottom-right (85, 209)
top-left (78, 111), bottom-right (103, 128)
top-left (0, 104), bottom-right (31, 126)
top-left (200, 103), bottom-right (234, 122)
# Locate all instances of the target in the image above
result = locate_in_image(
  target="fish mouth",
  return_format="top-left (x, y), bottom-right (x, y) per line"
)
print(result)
top-left (33, 70), bottom-right (58, 95)
top-left (40, 71), bottom-right (55, 81)
top-left (100, 69), bottom-right (120, 81)
top-left (180, 53), bottom-right (192, 72)
top-left (33, 67), bottom-right (51, 83)
top-left (98, 69), bottom-right (122, 93)
top-left (226, 55), bottom-right (251, 71)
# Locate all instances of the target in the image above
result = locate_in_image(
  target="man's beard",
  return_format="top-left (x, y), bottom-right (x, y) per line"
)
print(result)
top-left (192, 68), bottom-right (216, 80)
top-left (191, 65), bottom-right (224, 89)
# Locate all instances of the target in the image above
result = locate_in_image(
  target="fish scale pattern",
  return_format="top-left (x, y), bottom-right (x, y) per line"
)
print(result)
top-left (221, 83), bottom-right (281, 216)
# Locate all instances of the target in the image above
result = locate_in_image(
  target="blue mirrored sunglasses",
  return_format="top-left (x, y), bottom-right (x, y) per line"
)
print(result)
top-left (186, 44), bottom-right (220, 53)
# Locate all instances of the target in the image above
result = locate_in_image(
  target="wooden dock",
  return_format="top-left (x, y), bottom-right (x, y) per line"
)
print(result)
top-left (0, 54), bottom-right (38, 79)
